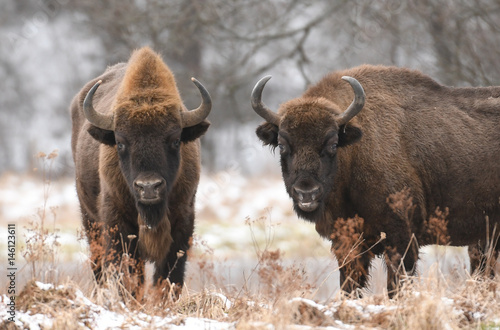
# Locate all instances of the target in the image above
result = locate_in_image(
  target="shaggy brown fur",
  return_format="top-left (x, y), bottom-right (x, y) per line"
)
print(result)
top-left (71, 47), bottom-right (210, 289)
top-left (254, 65), bottom-right (500, 296)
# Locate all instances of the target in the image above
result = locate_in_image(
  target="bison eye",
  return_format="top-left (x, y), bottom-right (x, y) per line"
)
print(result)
top-left (322, 142), bottom-right (337, 157)
top-left (117, 142), bottom-right (126, 152)
top-left (171, 138), bottom-right (181, 149)
top-left (277, 136), bottom-right (290, 155)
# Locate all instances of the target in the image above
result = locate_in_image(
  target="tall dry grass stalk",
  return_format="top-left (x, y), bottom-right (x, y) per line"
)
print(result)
top-left (22, 150), bottom-right (61, 284)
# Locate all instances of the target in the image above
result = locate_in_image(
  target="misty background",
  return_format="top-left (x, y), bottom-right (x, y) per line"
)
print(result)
top-left (1, 0), bottom-right (500, 177)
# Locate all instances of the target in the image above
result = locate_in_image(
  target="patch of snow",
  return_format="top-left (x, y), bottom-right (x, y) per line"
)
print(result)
top-left (211, 292), bottom-right (232, 310)
top-left (472, 312), bottom-right (483, 320)
top-left (334, 319), bottom-right (354, 329)
top-left (290, 297), bottom-right (326, 311)
top-left (19, 313), bottom-right (53, 330)
top-left (171, 317), bottom-right (234, 329)
top-left (365, 304), bottom-right (396, 314)
top-left (35, 281), bottom-right (54, 291)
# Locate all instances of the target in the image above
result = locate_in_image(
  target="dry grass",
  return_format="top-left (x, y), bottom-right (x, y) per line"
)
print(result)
top-left (14, 151), bottom-right (65, 291)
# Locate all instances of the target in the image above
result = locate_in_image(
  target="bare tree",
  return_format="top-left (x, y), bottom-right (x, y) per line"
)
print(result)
top-left (410, 0), bottom-right (500, 85)
top-left (329, 0), bottom-right (500, 86)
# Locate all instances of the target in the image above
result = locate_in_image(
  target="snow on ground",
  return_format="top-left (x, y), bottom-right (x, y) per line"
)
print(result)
top-left (2, 280), bottom-right (495, 329)
top-left (0, 282), bottom-right (232, 330)
top-left (0, 281), bottom-right (390, 329)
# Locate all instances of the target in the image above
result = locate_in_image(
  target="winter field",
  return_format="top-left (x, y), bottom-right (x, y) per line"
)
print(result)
top-left (0, 164), bottom-right (499, 329)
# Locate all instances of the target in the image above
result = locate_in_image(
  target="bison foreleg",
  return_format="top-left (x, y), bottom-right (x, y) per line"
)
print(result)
top-left (155, 236), bottom-right (189, 284)
top-left (468, 242), bottom-right (499, 278)
top-left (383, 238), bottom-right (418, 297)
top-left (333, 247), bottom-right (373, 297)
top-left (153, 214), bottom-right (193, 297)
top-left (101, 220), bottom-right (145, 289)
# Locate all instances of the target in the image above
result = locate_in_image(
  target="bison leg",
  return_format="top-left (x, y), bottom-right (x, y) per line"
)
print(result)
top-left (333, 247), bottom-right (374, 296)
top-left (468, 242), bottom-right (499, 278)
top-left (153, 212), bottom-right (194, 296)
top-left (85, 219), bottom-right (105, 283)
top-left (153, 240), bottom-right (189, 298)
top-left (99, 214), bottom-right (145, 290)
top-left (76, 194), bottom-right (105, 281)
top-left (383, 240), bottom-right (418, 297)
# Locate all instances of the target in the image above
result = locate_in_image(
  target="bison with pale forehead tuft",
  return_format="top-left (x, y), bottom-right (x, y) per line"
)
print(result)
top-left (252, 65), bottom-right (500, 296)
top-left (71, 47), bottom-right (212, 292)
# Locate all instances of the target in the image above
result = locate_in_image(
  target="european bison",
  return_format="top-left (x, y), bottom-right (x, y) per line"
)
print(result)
top-left (71, 47), bottom-right (211, 291)
top-left (251, 65), bottom-right (500, 295)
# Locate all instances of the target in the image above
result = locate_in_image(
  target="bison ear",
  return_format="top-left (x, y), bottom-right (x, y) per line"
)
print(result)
top-left (256, 122), bottom-right (279, 147)
top-left (87, 125), bottom-right (116, 146)
top-left (338, 124), bottom-right (362, 147)
top-left (181, 120), bottom-right (210, 143)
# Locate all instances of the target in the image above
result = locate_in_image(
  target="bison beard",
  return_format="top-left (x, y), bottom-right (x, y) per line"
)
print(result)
top-left (136, 201), bottom-right (168, 230)
top-left (293, 203), bottom-right (325, 223)
top-left (138, 212), bottom-right (173, 263)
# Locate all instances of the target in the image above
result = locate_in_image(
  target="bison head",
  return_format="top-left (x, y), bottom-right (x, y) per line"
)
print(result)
top-left (251, 75), bottom-right (365, 222)
top-left (82, 48), bottom-right (211, 229)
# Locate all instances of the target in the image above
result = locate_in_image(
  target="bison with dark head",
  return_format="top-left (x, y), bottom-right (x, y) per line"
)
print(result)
top-left (252, 65), bottom-right (500, 296)
top-left (71, 47), bottom-right (211, 291)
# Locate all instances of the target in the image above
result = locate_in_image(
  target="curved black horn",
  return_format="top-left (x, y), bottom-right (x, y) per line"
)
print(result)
top-left (251, 75), bottom-right (281, 126)
top-left (336, 76), bottom-right (365, 126)
top-left (83, 80), bottom-right (115, 130)
top-left (180, 78), bottom-right (212, 128)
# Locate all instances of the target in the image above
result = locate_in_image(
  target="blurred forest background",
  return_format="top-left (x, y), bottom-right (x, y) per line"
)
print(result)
top-left (1, 0), bottom-right (500, 176)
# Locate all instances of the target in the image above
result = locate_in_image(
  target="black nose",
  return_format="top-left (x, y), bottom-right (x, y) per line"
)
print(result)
top-left (293, 185), bottom-right (321, 202)
top-left (134, 178), bottom-right (165, 201)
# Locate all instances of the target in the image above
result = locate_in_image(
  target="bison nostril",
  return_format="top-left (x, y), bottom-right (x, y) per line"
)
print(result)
top-left (293, 186), bottom-right (321, 201)
top-left (151, 180), bottom-right (164, 191)
top-left (135, 179), bottom-right (163, 189)
top-left (134, 178), bottom-right (165, 199)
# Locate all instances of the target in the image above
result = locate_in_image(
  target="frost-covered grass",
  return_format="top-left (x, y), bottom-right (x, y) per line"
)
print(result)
top-left (1, 171), bottom-right (500, 329)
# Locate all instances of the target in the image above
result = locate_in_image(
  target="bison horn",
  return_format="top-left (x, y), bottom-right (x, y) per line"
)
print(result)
top-left (180, 78), bottom-right (212, 128)
top-left (83, 80), bottom-right (115, 131)
top-left (337, 76), bottom-right (366, 126)
top-left (251, 75), bottom-right (281, 126)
